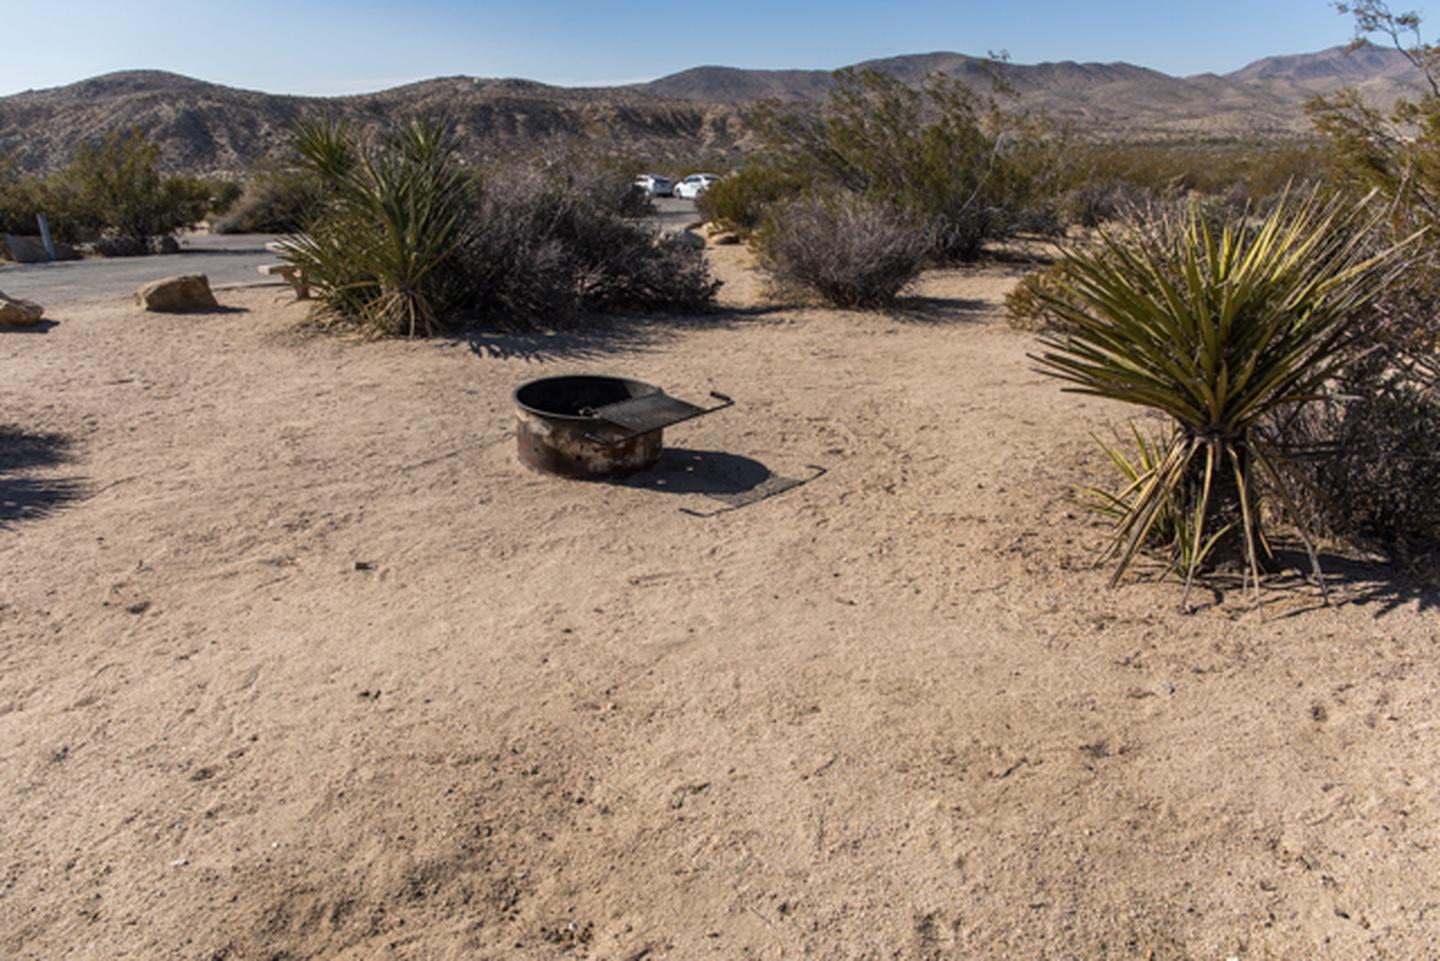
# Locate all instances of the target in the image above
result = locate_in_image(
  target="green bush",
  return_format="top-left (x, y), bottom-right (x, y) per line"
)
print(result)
top-left (757, 190), bottom-right (929, 308)
top-left (1004, 262), bottom-right (1076, 333)
top-left (0, 155), bottom-right (45, 238)
top-left (59, 130), bottom-right (211, 246)
top-left (748, 69), bottom-right (1059, 262)
top-left (3, 131), bottom-right (213, 249)
top-left (695, 165), bottom-right (805, 236)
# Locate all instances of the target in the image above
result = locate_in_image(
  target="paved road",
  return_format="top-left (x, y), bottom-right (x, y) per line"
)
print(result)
top-left (0, 197), bottom-right (701, 306)
top-left (0, 233), bottom-right (286, 305)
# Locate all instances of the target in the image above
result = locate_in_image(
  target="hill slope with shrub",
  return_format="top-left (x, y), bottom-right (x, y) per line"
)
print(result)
top-left (0, 45), bottom-right (1424, 176)
top-left (0, 71), bottom-right (746, 176)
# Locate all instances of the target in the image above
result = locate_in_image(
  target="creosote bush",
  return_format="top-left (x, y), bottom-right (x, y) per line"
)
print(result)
top-left (695, 165), bottom-right (806, 237)
top-left (1, 130), bottom-right (219, 250)
top-left (758, 191), bottom-right (929, 309)
top-left (748, 68), bottom-right (1061, 262)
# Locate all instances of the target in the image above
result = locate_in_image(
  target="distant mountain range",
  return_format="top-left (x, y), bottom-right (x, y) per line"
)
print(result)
top-left (0, 45), bottom-right (1423, 176)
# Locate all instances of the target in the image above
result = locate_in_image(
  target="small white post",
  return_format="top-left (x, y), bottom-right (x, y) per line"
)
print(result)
top-left (36, 213), bottom-right (56, 262)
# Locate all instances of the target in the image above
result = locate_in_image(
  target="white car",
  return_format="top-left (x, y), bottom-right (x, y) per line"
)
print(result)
top-left (634, 174), bottom-right (673, 197)
top-left (674, 173), bottom-right (721, 199)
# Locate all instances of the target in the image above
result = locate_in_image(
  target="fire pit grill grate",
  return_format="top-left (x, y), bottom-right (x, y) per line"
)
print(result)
top-left (589, 392), bottom-right (722, 436)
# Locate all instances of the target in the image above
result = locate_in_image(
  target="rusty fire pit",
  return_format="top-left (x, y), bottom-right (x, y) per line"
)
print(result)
top-left (514, 374), bottom-right (733, 479)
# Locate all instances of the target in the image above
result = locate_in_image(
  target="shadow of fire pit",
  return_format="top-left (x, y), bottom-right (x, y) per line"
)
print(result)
top-left (622, 448), bottom-right (826, 516)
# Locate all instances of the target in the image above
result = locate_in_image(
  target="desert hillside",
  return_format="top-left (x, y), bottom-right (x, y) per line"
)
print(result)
top-left (0, 44), bottom-right (1424, 175)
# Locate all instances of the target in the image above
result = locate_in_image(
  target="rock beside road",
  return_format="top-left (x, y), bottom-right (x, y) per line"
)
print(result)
top-left (0, 290), bottom-right (45, 327)
top-left (664, 229), bottom-right (706, 251)
top-left (135, 274), bottom-right (219, 312)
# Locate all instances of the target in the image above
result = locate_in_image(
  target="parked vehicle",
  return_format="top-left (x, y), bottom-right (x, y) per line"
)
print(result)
top-left (634, 174), bottom-right (674, 197)
top-left (674, 173), bottom-right (721, 199)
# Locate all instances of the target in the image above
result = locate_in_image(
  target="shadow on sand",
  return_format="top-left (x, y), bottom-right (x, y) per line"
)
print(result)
top-left (0, 426), bottom-right (86, 529)
top-left (620, 447), bottom-right (827, 517)
top-left (456, 307), bottom-right (771, 364)
top-left (1185, 543), bottom-right (1440, 619)
top-left (0, 319), bottom-right (59, 335)
top-left (1262, 546), bottom-right (1440, 619)
top-left (885, 295), bottom-right (993, 325)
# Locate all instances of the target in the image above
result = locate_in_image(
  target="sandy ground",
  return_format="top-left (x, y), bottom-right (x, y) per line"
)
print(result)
top-left (2, 248), bottom-right (1438, 961)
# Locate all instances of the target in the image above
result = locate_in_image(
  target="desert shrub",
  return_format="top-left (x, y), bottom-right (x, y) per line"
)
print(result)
top-left (458, 167), bottom-right (716, 321)
top-left (52, 129), bottom-right (211, 247)
top-left (1057, 140), bottom-right (1327, 224)
top-left (1309, 4), bottom-right (1440, 228)
top-left (280, 121), bottom-right (717, 335)
top-left (1266, 2), bottom-right (1440, 562)
top-left (206, 179), bottom-right (244, 217)
top-left (282, 116), bottom-right (473, 337)
top-left (1, 134), bottom-right (214, 249)
top-left (0, 155), bottom-right (45, 239)
top-left (1266, 228), bottom-right (1440, 556)
top-left (749, 68), bottom-right (1060, 261)
top-left (757, 190), bottom-right (929, 309)
top-left (212, 166), bottom-right (326, 234)
top-left (1004, 262), bottom-right (1077, 333)
top-left (1277, 382), bottom-right (1440, 556)
top-left (536, 150), bottom-right (654, 219)
top-left (695, 165), bottom-right (806, 236)
top-left (1034, 193), bottom-right (1411, 606)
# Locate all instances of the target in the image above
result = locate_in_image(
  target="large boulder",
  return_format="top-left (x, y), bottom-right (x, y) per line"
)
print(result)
top-left (135, 274), bottom-right (219, 312)
top-left (0, 290), bottom-right (45, 327)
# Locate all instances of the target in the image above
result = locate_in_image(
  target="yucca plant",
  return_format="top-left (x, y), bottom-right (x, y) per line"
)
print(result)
top-left (282, 116), bottom-right (472, 337)
top-left (1035, 192), bottom-right (1415, 609)
top-left (1081, 423), bottom-right (1234, 581)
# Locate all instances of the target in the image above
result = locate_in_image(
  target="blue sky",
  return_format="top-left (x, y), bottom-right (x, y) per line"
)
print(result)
top-left (0, 0), bottom-right (1415, 97)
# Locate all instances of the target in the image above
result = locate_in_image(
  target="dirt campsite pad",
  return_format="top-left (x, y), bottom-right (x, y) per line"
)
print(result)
top-left (2, 248), bottom-right (1437, 959)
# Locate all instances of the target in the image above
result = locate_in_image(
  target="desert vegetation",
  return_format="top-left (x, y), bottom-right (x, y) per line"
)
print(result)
top-left (695, 68), bottom-right (1061, 308)
top-left (0, 129), bottom-right (233, 254)
top-left (1028, 1), bottom-right (1440, 596)
top-left (756, 192), bottom-right (931, 308)
top-left (279, 117), bottom-right (717, 337)
top-left (1034, 193), bottom-right (1413, 606)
